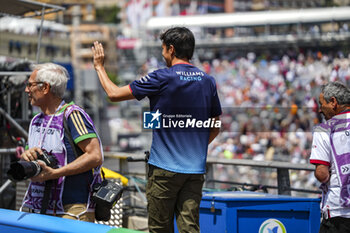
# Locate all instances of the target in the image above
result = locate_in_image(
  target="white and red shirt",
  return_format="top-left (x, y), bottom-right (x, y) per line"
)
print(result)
top-left (310, 111), bottom-right (350, 219)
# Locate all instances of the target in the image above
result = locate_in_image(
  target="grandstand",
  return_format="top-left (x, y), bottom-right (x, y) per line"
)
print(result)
top-left (140, 7), bottom-right (350, 59)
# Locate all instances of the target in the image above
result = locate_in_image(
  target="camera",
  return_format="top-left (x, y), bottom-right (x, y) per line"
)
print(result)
top-left (92, 179), bottom-right (123, 221)
top-left (7, 150), bottom-right (58, 182)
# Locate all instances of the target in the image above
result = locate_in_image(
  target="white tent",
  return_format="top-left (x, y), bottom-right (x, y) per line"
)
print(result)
top-left (146, 6), bottom-right (350, 30)
top-left (0, 0), bottom-right (65, 63)
top-left (0, 0), bottom-right (64, 17)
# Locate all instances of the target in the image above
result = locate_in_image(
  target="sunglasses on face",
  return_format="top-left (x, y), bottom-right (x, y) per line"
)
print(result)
top-left (25, 81), bottom-right (45, 88)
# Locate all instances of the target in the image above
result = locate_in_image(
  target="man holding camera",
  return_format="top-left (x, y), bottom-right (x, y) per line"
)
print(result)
top-left (20, 63), bottom-right (103, 222)
top-left (92, 27), bottom-right (221, 232)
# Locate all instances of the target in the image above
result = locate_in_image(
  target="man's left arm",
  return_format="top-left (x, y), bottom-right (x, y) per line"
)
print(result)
top-left (208, 81), bottom-right (222, 145)
top-left (92, 41), bottom-right (135, 102)
top-left (208, 116), bottom-right (220, 144)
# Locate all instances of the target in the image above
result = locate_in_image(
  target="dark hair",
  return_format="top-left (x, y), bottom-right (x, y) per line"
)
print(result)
top-left (160, 27), bottom-right (195, 60)
top-left (321, 81), bottom-right (350, 105)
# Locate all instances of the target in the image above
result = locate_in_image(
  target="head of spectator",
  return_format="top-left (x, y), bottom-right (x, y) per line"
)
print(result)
top-left (319, 81), bottom-right (350, 120)
top-left (25, 63), bottom-right (68, 113)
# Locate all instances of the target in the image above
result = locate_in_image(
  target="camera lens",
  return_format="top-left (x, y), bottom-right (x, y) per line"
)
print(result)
top-left (7, 161), bottom-right (41, 181)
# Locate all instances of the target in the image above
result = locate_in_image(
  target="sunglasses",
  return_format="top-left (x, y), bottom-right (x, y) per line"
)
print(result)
top-left (25, 81), bottom-right (45, 88)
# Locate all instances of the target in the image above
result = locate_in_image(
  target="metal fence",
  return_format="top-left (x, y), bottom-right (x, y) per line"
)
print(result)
top-left (103, 151), bottom-right (319, 196)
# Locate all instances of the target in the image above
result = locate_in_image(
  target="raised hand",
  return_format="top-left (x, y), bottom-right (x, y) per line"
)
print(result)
top-left (92, 41), bottom-right (105, 69)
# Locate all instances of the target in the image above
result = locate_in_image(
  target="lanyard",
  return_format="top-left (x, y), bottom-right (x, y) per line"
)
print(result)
top-left (38, 100), bottom-right (65, 148)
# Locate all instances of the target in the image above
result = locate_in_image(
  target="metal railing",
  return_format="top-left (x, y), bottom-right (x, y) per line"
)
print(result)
top-left (0, 151), bottom-right (318, 197)
top-left (103, 151), bottom-right (319, 196)
top-left (205, 157), bottom-right (318, 195)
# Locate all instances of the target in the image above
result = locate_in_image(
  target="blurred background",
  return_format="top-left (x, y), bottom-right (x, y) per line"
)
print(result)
top-left (2, 0), bottom-right (350, 221)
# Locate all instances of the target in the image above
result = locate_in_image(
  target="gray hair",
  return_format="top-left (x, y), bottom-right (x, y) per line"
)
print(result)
top-left (321, 81), bottom-right (350, 105)
top-left (31, 63), bottom-right (69, 98)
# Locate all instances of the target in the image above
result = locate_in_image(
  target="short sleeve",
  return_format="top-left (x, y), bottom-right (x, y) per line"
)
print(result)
top-left (129, 71), bottom-right (160, 100)
top-left (310, 126), bottom-right (331, 166)
top-left (67, 110), bottom-right (97, 144)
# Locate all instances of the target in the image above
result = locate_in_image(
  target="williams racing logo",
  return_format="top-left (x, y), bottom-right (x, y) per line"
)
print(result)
top-left (143, 109), bottom-right (221, 130)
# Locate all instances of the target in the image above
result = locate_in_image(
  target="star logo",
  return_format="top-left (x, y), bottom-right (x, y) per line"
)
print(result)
top-left (151, 109), bottom-right (162, 123)
top-left (143, 110), bottom-right (162, 129)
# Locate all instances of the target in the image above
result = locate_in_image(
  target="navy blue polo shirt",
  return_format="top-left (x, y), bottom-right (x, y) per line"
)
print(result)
top-left (130, 63), bottom-right (222, 174)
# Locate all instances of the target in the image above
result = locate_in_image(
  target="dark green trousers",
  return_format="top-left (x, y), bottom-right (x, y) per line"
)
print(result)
top-left (146, 165), bottom-right (204, 233)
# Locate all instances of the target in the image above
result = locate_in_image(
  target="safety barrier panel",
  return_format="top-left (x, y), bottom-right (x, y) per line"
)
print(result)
top-left (0, 208), bottom-right (142, 233)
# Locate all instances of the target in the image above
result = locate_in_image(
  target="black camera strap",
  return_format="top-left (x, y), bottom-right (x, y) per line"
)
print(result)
top-left (40, 180), bottom-right (53, 214)
top-left (101, 167), bottom-right (106, 180)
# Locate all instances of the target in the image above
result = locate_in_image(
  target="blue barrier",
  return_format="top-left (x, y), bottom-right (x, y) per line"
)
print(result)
top-left (174, 191), bottom-right (321, 233)
top-left (199, 191), bottom-right (321, 233)
top-left (0, 208), bottom-right (142, 233)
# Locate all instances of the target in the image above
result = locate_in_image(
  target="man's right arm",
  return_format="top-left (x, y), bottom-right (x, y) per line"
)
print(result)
top-left (315, 164), bottom-right (330, 183)
top-left (310, 127), bottom-right (331, 184)
top-left (92, 41), bottom-right (135, 102)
